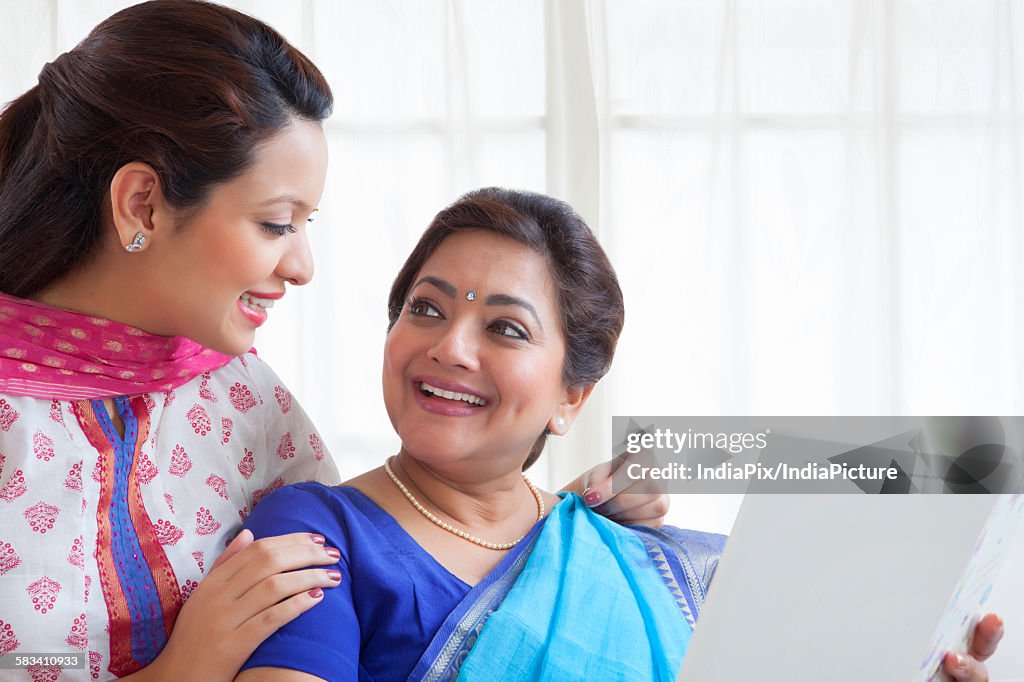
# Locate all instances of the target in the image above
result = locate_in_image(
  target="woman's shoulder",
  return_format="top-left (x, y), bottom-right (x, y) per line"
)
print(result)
top-left (628, 524), bottom-right (726, 591)
top-left (624, 525), bottom-right (727, 629)
top-left (243, 483), bottom-right (377, 540)
top-left (629, 524), bottom-right (727, 568)
top-left (249, 481), bottom-right (363, 515)
top-left (633, 524), bottom-right (727, 551)
top-left (202, 350), bottom-right (280, 391)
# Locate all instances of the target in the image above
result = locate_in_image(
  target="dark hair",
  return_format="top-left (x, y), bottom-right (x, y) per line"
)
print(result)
top-left (0, 0), bottom-right (333, 297)
top-left (387, 188), bottom-right (625, 469)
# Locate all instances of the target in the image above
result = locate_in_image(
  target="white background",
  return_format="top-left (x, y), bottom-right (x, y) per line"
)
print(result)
top-left (2, 1), bottom-right (1022, 678)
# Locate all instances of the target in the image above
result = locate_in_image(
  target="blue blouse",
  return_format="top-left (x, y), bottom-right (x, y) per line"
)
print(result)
top-left (239, 483), bottom-right (726, 681)
top-left (239, 483), bottom-right (477, 681)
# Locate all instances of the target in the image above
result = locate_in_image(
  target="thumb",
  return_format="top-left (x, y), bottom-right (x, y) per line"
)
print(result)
top-left (210, 528), bottom-right (253, 572)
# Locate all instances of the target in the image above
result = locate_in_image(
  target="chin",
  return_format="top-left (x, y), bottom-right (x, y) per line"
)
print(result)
top-left (190, 328), bottom-right (253, 357)
top-left (217, 336), bottom-right (254, 357)
top-left (399, 437), bottom-right (472, 465)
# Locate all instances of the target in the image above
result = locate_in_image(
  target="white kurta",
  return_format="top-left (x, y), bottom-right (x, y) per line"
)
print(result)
top-left (0, 352), bottom-right (340, 681)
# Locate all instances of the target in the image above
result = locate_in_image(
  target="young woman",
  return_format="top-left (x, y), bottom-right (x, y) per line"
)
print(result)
top-left (0, 4), bottom-right (662, 681)
top-left (235, 188), bottom-right (1005, 682)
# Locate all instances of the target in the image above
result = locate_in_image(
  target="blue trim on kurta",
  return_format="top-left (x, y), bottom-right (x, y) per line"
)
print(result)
top-left (90, 397), bottom-right (167, 665)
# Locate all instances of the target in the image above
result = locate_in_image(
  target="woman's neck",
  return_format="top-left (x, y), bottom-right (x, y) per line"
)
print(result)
top-left (31, 250), bottom-right (165, 333)
top-left (391, 451), bottom-right (545, 531)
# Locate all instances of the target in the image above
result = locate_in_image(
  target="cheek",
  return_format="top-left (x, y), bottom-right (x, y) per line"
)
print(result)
top-left (199, 226), bottom-right (280, 286)
top-left (231, 241), bottom-right (278, 279)
top-left (501, 356), bottom-right (565, 413)
top-left (382, 330), bottom-right (414, 391)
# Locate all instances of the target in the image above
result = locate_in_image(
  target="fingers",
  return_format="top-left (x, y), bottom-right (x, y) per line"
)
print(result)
top-left (943, 652), bottom-right (989, 682)
top-left (603, 497), bottom-right (671, 527)
top-left (943, 614), bottom-right (1003, 682)
top-left (213, 533), bottom-right (341, 597)
top-left (969, 613), bottom-right (1004, 662)
top-left (210, 531), bottom-right (321, 582)
top-left (589, 487), bottom-right (670, 520)
top-left (580, 459), bottom-right (615, 499)
top-left (156, 532), bottom-right (342, 680)
top-left (209, 528), bottom-right (253, 573)
top-left (236, 586), bottom-right (329, 645)
top-left (238, 567), bottom-right (343, 615)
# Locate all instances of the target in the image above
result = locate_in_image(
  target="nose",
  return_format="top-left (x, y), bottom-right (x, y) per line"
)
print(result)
top-left (276, 229), bottom-right (314, 286)
top-left (427, 319), bottom-right (480, 371)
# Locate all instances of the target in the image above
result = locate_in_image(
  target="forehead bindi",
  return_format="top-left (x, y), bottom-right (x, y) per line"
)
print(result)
top-left (418, 232), bottom-right (558, 316)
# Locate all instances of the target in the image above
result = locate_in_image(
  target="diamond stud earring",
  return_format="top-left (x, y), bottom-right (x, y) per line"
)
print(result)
top-left (125, 232), bottom-right (146, 253)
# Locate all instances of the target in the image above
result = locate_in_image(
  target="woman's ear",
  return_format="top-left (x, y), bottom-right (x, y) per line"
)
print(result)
top-left (109, 162), bottom-right (166, 252)
top-left (548, 383), bottom-right (596, 435)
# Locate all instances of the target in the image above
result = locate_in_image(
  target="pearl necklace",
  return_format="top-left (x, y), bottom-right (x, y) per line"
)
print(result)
top-left (384, 457), bottom-right (545, 551)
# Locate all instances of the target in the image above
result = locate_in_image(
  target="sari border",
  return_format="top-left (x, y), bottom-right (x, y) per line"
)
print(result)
top-left (409, 519), bottom-right (546, 682)
top-left (629, 525), bottom-right (725, 630)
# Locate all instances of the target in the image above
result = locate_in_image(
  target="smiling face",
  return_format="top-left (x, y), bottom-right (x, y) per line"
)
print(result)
top-left (383, 229), bottom-right (578, 474)
top-left (144, 119), bottom-right (328, 355)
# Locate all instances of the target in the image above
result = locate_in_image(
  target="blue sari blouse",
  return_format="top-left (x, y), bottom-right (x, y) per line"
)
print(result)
top-left (239, 484), bottom-right (725, 681)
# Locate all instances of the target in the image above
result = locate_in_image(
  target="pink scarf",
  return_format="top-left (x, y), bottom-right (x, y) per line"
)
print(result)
top-left (0, 293), bottom-right (234, 400)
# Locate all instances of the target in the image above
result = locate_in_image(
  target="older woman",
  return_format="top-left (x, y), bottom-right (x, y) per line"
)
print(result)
top-left (236, 188), bottom-right (1007, 682)
top-left (234, 188), bottom-right (724, 681)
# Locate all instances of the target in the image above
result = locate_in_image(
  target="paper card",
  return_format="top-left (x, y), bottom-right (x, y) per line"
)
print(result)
top-left (915, 494), bottom-right (1024, 681)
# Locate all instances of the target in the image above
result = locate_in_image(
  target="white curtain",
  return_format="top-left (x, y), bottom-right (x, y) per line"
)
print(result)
top-left (4, 0), bottom-right (1023, 526)
top-left (3, 2), bottom-right (1023, 673)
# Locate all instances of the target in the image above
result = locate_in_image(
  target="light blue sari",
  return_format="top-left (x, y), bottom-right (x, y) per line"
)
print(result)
top-left (409, 493), bottom-right (725, 681)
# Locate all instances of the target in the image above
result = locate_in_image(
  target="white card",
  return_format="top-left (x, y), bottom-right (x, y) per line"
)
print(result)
top-left (677, 495), bottom-right (1021, 682)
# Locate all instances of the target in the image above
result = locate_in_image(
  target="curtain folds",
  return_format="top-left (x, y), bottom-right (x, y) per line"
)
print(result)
top-left (2, 0), bottom-right (1021, 528)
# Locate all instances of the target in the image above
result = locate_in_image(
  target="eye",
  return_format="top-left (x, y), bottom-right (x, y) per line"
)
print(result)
top-left (490, 319), bottom-right (529, 340)
top-left (261, 221), bottom-right (297, 237)
top-left (407, 298), bottom-right (443, 319)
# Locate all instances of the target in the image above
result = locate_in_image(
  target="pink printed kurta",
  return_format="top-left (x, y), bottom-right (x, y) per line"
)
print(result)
top-left (0, 352), bottom-right (340, 681)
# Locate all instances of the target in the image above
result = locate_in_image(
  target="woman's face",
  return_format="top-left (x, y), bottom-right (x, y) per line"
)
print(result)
top-left (383, 229), bottom-right (576, 475)
top-left (146, 119), bottom-right (327, 355)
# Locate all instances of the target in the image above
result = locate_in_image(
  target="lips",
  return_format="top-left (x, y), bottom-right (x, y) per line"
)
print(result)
top-left (237, 291), bottom-right (283, 327)
top-left (240, 292), bottom-right (277, 310)
top-left (412, 376), bottom-right (490, 416)
top-left (418, 381), bottom-right (488, 406)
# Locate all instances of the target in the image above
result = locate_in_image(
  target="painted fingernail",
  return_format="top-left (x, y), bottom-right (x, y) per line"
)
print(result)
top-left (327, 570), bottom-right (342, 582)
top-left (583, 489), bottom-right (601, 506)
top-left (325, 547), bottom-right (341, 560)
top-left (310, 534), bottom-right (325, 545)
top-left (308, 588), bottom-right (323, 598)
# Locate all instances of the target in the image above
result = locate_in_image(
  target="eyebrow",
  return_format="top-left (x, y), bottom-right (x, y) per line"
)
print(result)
top-left (410, 276), bottom-right (543, 330)
top-left (258, 194), bottom-right (316, 213)
top-left (485, 294), bottom-right (542, 329)
top-left (412, 276), bottom-right (456, 298)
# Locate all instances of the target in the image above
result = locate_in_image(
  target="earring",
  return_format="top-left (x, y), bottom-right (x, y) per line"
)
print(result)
top-left (554, 417), bottom-right (565, 430)
top-left (125, 232), bottom-right (146, 253)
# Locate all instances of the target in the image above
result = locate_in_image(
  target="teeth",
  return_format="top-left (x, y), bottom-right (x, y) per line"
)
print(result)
top-left (240, 293), bottom-right (276, 310)
top-left (420, 382), bottom-right (487, 406)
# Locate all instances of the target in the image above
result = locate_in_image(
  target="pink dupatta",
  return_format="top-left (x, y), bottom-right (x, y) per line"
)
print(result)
top-left (0, 292), bottom-right (234, 400)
